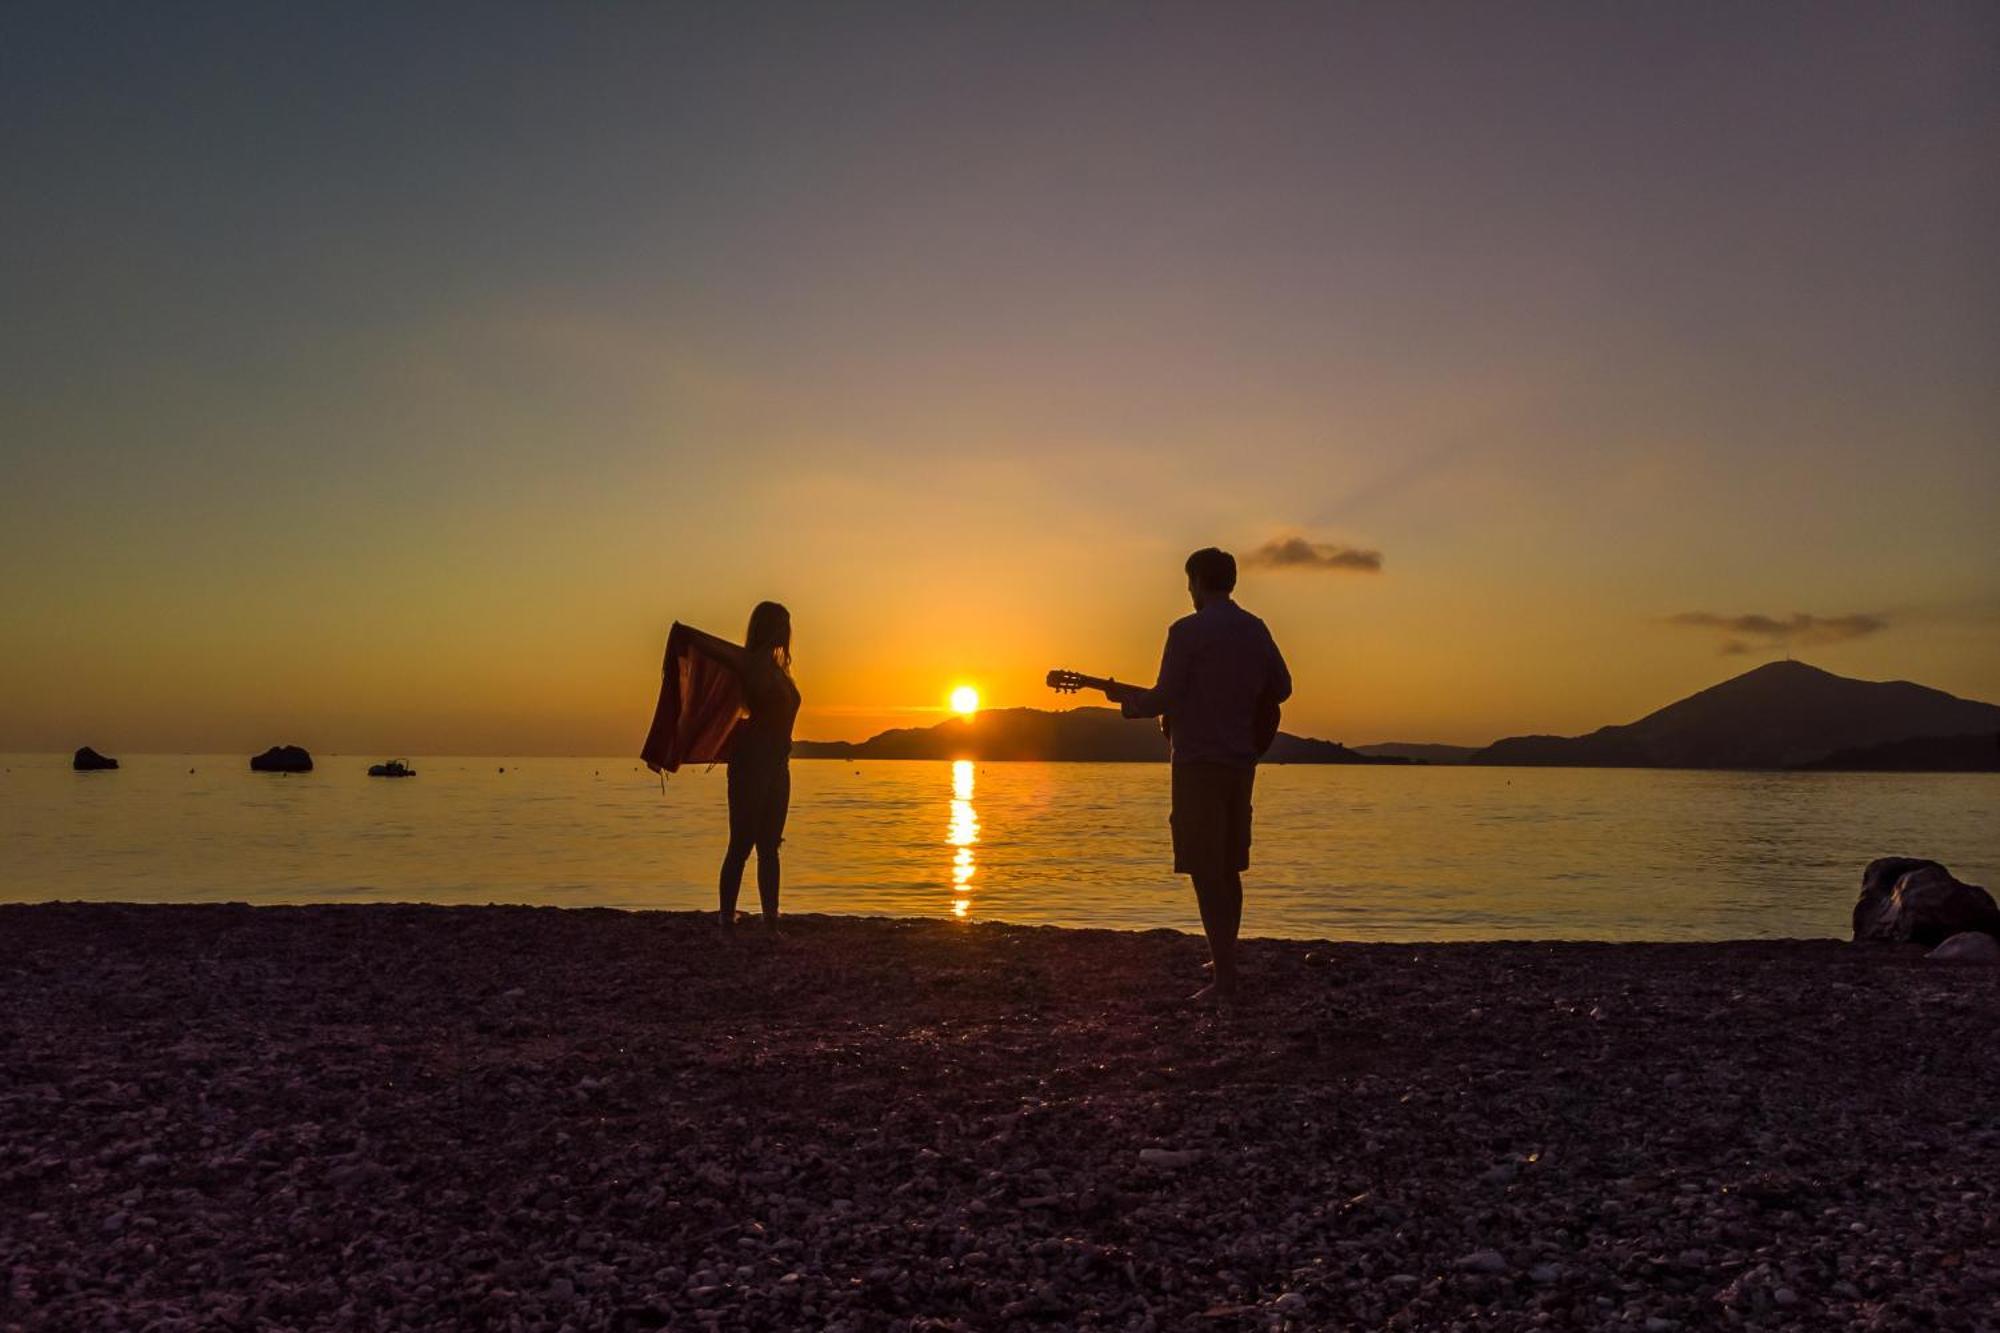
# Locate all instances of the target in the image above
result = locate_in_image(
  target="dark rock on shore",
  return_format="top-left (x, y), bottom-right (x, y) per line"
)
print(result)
top-left (249, 744), bottom-right (314, 773)
top-left (70, 746), bottom-right (118, 771)
top-left (1852, 857), bottom-right (2000, 946)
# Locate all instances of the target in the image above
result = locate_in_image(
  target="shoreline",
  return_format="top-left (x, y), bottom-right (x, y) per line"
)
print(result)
top-left (0, 898), bottom-right (1862, 947)
top-left (5, 898), bottom-right (1868, 944)
top-left (12, 750), bottom-right (2000, 771)
top-left (4, 904), bottom-right (1995, 1330)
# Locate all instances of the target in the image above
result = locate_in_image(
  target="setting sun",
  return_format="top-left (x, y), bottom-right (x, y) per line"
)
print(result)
top-left (949, 685), bottom-right (981, 717)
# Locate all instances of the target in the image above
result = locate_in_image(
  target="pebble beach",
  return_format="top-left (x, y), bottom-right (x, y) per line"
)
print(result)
top-left (3, 903), bottom-right (1996, 1331)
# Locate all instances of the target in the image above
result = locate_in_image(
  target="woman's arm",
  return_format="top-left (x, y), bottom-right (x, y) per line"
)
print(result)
top-left (670, 623), bottom-right (747, 671)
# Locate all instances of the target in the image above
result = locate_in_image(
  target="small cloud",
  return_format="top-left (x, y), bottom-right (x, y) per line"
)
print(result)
top-left (1667, 611), bottom-right (1888, 655)
top-left (1245, 536), bottom-right (1383, 573)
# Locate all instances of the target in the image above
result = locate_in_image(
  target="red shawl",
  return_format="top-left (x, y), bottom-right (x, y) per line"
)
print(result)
top-left (641, 622), bottom-right (745, 775)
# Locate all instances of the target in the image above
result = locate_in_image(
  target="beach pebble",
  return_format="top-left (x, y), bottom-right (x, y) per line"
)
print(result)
top-left (1138, 1148), bottom-right (1202, 1169)
top-left (1456, 1249), bottom-right (1508, 1274)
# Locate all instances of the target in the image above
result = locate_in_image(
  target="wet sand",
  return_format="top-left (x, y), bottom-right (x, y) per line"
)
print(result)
top-left (2, 903), bottom-right (1996, 1331)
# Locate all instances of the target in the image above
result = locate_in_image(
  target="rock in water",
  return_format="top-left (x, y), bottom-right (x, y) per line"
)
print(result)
top-left (72, 746), bottom-right (118, 771)
top-left (1927, 932), bottom-right (2000, 963)
top-left (249, 745), bottom-right (315, 773)
top-left (1851, 858), bottom-right (2000, 947)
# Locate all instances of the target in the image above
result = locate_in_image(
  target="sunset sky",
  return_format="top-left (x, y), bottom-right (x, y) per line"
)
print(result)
top-left (4, 3), bottom-right (1995, 755)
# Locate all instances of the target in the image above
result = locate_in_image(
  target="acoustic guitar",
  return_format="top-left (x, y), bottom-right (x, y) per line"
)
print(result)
top-left (1046, 668), bottom-right (1282, 755)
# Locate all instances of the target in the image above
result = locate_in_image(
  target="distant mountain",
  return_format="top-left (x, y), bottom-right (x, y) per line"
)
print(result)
top-left (1356, 742), bottom-right (1480, 764)
top-left (1796, 730), bottom-right (2000, 772)
top-left (1469, 661), bottom-right (2000, 770)
top-left (1265, 732), bottom-right (1409, 765)
top-left (791, 706), bottom-right (1408, 764)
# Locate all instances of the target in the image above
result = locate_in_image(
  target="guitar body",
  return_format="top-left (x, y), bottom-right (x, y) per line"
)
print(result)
top-left (1048, 669), bottom-right (1282, 757)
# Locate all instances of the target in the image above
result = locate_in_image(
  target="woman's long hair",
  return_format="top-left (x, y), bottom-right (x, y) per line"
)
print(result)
top-left (744, 601), bottom-right (793, 674)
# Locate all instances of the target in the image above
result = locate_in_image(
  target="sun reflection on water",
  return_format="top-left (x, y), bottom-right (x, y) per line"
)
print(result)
top-left (948, 759), bottom-right (979, 918)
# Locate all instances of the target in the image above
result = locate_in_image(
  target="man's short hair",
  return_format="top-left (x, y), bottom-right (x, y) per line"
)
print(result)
top-left (1185, 547), bottom-right (1237, 594)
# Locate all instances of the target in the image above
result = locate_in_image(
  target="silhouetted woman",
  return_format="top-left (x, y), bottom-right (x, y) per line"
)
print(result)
top-left (720, 601), bottom-right (799, 935)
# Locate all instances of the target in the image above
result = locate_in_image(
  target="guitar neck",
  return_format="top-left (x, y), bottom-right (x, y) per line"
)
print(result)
top-left (1047, 668), bottom-right (1123, 696)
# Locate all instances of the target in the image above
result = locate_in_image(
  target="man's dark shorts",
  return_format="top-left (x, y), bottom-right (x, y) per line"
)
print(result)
top-left (1170, 760), bottom-right (1255, 878)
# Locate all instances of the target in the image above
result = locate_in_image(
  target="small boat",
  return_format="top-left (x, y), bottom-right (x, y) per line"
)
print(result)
top-left (367, 758), bottom-right (416, 778)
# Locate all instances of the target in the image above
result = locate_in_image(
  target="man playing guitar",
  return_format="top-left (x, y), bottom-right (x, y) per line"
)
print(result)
top-left (1048, 547), bottom-right (1291, 1003)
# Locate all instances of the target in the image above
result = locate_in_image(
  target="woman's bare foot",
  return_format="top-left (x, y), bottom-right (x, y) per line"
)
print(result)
top-left (1188, 980), bottom-right (1238, 1006)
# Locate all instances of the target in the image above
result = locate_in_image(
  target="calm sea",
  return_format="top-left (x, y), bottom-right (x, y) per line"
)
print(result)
top-left (3, 754), bottom-right (1994, 941)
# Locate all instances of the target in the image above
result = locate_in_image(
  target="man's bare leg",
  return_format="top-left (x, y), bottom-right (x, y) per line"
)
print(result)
top-left (1190, 871), bottom-right (1240, 1001)
top-left (1198, 871), bottom-right (1246, 979)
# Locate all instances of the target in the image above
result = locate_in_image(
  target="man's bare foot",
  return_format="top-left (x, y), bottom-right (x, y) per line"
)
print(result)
top-left (1188, 981), bottom-right (1238, 1006)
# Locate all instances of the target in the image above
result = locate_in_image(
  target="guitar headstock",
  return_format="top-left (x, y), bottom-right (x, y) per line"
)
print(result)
top-left (1046, 668), bottom-right (1087, 694)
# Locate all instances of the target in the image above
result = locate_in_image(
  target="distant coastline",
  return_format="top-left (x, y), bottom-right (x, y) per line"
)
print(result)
top-left (1463, 660), bottom-right (2000, 771)
top-left (20, 661), bottom-right (1998, 774)
top-left (787, 661), bottom-right (2000, 772)
top-left (789, 706), bottom-right (1406, 764)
